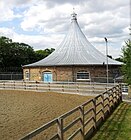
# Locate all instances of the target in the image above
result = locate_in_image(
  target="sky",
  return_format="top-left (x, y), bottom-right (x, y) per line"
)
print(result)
top-left (0, 0), bottom-right (130, 58)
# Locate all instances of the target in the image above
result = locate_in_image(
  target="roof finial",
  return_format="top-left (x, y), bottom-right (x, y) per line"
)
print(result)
top-left (73, 7), bottom-right (75, 12)
top-left (71, 8), bottom-right (77, 21)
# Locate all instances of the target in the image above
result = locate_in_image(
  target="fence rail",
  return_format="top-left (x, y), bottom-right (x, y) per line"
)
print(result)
top-left (0, 80), bottom-right (116, 95)
top-left (19, 84), bottom-right (122, 140)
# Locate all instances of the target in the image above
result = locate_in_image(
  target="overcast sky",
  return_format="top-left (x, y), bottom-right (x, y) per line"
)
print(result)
top-left (0, 0), bottom-right (130, 58)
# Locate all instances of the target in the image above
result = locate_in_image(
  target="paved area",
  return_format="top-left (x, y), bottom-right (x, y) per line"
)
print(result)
top-left (122, 93), bottom-right (131, 104)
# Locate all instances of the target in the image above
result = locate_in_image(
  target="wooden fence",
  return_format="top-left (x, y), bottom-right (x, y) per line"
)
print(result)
top-left (0, 80), bottom-right (116, 95)
top-left (20, 84), bottom-right (122, 140)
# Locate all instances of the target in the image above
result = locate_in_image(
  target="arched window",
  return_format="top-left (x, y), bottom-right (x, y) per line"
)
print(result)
top-left (25, 71), bottom-right (29, 80)
top-left (77, 71), bottom-right (90, 80)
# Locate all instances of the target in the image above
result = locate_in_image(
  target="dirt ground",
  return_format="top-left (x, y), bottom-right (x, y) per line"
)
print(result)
top-left (0, 89), bottom-right (92, 140)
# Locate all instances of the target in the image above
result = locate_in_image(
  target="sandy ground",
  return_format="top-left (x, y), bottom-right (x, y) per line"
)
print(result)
top-left (0, 90), bottom-right (92, 140)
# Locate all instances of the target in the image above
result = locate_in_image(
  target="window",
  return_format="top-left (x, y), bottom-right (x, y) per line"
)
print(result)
top-left (77, 71), bottom-right (90, 80)
top-left (25, 71), bottom-right (29, 80)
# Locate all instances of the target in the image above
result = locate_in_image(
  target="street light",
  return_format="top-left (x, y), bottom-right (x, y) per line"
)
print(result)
top-left (104, 37), bottom-right (109, 87)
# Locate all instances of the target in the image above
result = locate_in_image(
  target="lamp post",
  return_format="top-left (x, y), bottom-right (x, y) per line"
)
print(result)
top-left (129, 0), bottom-right (131, 83)
top-left (104, 37), bottom-right (109, 87)
top-left (130, 0), bottom-right (131, 76)
top-left (130, 0), bottom-right (131, 39)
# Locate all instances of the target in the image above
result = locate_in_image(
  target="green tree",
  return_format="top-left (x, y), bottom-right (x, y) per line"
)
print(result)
top-left (0, 36), bottom-right (55, 72)
top-left (0, 36), bottom-right (36, 69)
top-left (121, 39), bottom-right (131, 84)
top-left (115, 57), bottom-right (123, 62)
top-left (35, 48), bottom-right (55, 61)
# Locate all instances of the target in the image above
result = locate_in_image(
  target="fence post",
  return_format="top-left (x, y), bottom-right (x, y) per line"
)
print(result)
top-left (77, 84), bottom-right (79, 93)
top-left (62, 84), bottom-right (64, 92)
top-left (112, 88), bottom-right (116, 107)
top-left (110, 89), bottom-right (114, 111)
top-left (80, 105), bottom-right (84, 140)
top-left (14, 81), bottom-right (15, 89)
top-left (92, 83), bottom-right (95, 94)
top-left (93, 98), bottom-right (96, 129)
top-left (36, 81), bottom-right (38, 90)
top-left (107, 91), bottom-right (110, 114)
top-left (115, 86), bottom-right (119, 105)
top-left (3, 81), bottom-right (5, 88)
top-left (48, 83), bottom-right (50, 91)
top-left (116, 85), bottom-right (120, 104)
top-left (24, 81), bottom-right (26, 90)
top-left (58, 118), bottom-right (64, 140)
top-left (119, 84), bottom-right (122, 102)
top-left (114, 86), bottom-right (118, 103)
top-left (101, 94), bottom-right (105, 120)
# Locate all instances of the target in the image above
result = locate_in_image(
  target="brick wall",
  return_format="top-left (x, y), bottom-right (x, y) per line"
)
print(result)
top-left (23, 65), bottom-right (121, 82)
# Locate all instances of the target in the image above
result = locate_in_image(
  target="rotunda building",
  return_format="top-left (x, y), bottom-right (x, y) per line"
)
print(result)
top-left (23, 12), bottom-right (121, 82)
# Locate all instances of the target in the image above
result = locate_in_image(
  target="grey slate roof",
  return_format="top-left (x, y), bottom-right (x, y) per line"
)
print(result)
top-left (24, 12), bottom-right (122, 67)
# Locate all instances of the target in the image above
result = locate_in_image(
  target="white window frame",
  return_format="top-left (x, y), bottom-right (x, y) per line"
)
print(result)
top-left (77, 71), bottom-right (90, 81)
top-left (25, 71), bottom-right (29, 80)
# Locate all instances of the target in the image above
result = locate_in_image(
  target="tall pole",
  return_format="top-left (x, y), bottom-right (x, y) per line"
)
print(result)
top-left (130, 0), bottom-right (131, 39)
top-left (104, 37), bottom-right (108, 87)
top-left (129, 0), bottom-right (131, 38)
top-left (129, 0), bottom-right (131, 82)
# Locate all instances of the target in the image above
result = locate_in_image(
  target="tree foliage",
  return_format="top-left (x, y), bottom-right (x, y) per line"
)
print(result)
top-left (35, 48), bottom-right (55, 61)
top-left (121, 40), bottom-right (131, 84)
top-left (115, 57), bottom-right (123, 62)
top-left (0, 36), bottom-right (55, 71)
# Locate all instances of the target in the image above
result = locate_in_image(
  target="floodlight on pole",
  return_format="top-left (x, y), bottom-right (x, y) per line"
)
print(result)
top-left (104, 37), bottom-right (109, 87)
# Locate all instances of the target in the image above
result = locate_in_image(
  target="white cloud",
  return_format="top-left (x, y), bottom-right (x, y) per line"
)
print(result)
top-left (0, 27), bottom-right (64, 51)
top-left (13, 34), bottom-right (63, 50)
top-left (0, 0), bottom-right (37, 22)
top-left (1, 0), bottom-right (36, 7)
top-left (0, 27), bottom-right (15, 38)
top-left (0, 0), bottom-right (130, 58)
top-left (20, 3), bottom-right (74, 32)
top-left (0, 1), bottom-right (15, 21)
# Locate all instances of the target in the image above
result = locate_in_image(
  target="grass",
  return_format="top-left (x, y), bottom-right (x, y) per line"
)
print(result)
top-left (91, 102), bottom-right (131, 140)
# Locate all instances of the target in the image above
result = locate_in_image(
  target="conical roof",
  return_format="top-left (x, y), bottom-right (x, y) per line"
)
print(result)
top-left (24, 12), bottom-right (121, 67)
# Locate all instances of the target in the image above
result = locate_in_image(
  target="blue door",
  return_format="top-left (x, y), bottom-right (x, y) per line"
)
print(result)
top-left (43, 72), bottom-right (53, 83)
